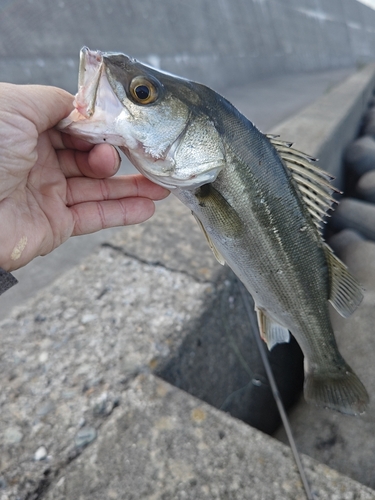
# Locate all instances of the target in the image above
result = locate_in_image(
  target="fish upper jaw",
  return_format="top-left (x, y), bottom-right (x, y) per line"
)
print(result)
top-left (75, 46), bottom-right (104, 118)
top-left (57, 48), bottom-right (134, 146)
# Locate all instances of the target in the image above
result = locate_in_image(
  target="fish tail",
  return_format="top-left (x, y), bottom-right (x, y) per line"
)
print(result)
top-left (304, 361), bottom-right (369, 416)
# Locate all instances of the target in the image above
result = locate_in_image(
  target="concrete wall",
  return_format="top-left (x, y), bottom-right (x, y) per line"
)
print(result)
top-left (1, 0), bottom-right (375, 93)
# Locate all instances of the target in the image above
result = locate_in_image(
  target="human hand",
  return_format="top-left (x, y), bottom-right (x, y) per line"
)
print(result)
top-left (0, 83), bottom-right (169, 272)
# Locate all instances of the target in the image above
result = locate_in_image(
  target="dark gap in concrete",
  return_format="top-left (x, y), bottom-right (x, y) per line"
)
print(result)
top-left (156, 269), bottom-right (304, 435)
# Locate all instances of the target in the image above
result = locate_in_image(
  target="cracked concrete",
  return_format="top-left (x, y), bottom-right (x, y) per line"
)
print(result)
top-left (0, 240), bottom-right (212, 498)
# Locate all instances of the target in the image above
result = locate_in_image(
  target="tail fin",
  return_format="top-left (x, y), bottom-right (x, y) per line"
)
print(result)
top-left (304, 363), bottom-right (369, 416)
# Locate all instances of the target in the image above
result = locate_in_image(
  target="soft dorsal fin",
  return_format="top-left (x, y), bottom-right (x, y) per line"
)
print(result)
top-left (267, 135), bottom-right (341, 234)
top-left (255, 306), bottom-right (290, 350)
top-left (323, 244), bottom-right (363, 318)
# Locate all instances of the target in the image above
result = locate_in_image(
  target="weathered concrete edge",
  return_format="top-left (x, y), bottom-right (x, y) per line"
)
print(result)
top-left (45, 374), bottom-right (375, 500)
top-left (270, 62), bottom-right (375, 187)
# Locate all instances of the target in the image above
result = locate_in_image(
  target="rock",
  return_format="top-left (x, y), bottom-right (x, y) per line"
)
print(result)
top-left (81, 313), bottom-right (98, 324)
top-left (44, 374), bottom-right (375, 500)
top-left (361, 107), bottom-right (375, 137)
top-left (329, 197), bottom-right (375, 240)
top-left (4, 426), bottom-right (23, 444)
top-left (328, 229), bottom-right (366, 258)
top-left (74, 427), bottom-right (97, 448)
top-left (34, 446), bottom-right (48, 461)
top-left (356, 169), bottom-right (375, 203)
top-left (344, 136), bottom-right (375, 180)
top-left (36, 400), bottom-right (55, 417)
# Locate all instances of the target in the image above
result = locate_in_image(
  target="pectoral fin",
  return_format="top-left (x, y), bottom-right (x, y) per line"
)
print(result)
top-left (194, 183), bottom-right (244, 239)
top-left (255, 306), bottom-right (290, 350)
top-left (192, 213), bottom-right (226, 265)
top-left (324, 244), bottom-right (363, 318)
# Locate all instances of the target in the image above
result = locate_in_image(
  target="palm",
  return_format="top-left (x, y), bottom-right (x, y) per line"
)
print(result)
top-left (7, 130), bottom-right (74, 258)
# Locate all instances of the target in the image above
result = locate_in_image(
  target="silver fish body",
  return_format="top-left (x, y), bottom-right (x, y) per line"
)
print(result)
top-left (59, 48), bottom-right (369, 415)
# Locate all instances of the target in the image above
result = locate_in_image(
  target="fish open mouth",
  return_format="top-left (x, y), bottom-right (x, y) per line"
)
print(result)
top-left (57, 47), bottom-right (105, 130)
top-left (74, 47), bottom-right (104, 118)
top-left (57, 47), bottom-right (130, 145)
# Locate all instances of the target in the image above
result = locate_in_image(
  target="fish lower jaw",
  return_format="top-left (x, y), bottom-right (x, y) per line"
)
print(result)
top-left (122, 146), bottom-right (223, 189)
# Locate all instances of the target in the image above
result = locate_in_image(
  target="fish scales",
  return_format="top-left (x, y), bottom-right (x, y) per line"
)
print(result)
top-left (58, 47), bottom-right (369, 415)
top-left (181, 138), bottom-right (330, 354)
top-left (178, 90), bottom-right (329, 351)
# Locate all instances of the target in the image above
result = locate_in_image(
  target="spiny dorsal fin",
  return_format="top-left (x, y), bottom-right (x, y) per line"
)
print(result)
top-left (267, 135), bottom-right (341, 234)
top-left (323, 244), bottom-right (363, 318)
top-left (255, 306), bottom-right (290, 350)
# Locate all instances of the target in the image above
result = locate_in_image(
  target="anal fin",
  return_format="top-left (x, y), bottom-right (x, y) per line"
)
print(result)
top-left (255, 306), bottom-right (290, 350)
top-left (324, 244), bottom-right (363, 318)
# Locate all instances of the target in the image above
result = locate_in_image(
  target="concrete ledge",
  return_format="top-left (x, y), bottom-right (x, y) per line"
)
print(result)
top-left (44, 374), bottom-right (375, 500)
top-left (271, 62), bottom-right (375, 186)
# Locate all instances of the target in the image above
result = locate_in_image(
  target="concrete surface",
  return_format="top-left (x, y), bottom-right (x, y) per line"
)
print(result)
top-left (0, 196), bottom-right (304, 499)
top-left (270, 62), bottom-right (375, 187)
top-left (44, 374), bottom-right (375, 500)
top-left (1, 0), bottom-right (375, 92)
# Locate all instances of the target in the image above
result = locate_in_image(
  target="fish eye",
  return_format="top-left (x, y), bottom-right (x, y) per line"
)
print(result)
top-left (130, 76), bottom-right (158, 105)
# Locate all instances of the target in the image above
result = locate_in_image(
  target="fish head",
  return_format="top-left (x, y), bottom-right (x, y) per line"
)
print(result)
top-left (58, 47), bottom-right (226, 189)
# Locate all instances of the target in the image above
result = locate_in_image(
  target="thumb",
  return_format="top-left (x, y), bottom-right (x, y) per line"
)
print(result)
top-left (1, 83), bottom-right (74, 134)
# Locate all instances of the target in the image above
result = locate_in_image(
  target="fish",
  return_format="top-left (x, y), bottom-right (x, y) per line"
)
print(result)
top-left (58, 47), bottom-right (369, 415)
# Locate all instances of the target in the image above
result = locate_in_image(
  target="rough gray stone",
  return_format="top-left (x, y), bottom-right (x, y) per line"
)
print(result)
top-left (328, 229), bottom-right (366, 256)
top-left (3, 426), bottom-right (23, 445)
top-left (329, 197), bottom-right (375, 240)
top-left (44, 374), bottom-right (375, 500)
top-left (107, 197), bottom-right (221, 283)
top-left (0, 196), bottom-right (305, 499)
top-left (74, 427), bottom-right (97, 448)
top-left (356, 169), bottom-right (375, 203)
top-left (361, 108), bottom-right (375, 137)
top-left (345, 135), bottom-right (375, 179)
top-left (0, 238), bottom-right (214, 499)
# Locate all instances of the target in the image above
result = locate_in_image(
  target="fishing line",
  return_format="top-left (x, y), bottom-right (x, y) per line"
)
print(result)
top-left (238, 280), bottom-right (314, 500)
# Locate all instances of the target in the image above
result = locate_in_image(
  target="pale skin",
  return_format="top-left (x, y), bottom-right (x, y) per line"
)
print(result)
top-left (0, 83), bottom-right (169, 272)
